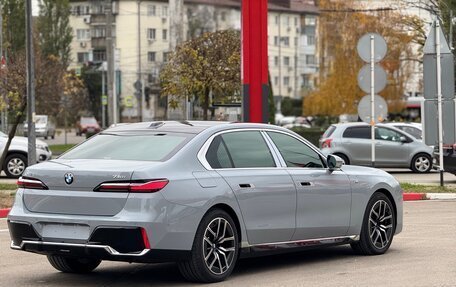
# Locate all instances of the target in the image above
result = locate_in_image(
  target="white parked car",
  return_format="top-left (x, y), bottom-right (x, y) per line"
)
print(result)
top-left (0, 131), bottom-right (52, 177)
top-left (384, 122), bottom-right (422, 140)
top-left (23, 115), bottom-right (56, 140)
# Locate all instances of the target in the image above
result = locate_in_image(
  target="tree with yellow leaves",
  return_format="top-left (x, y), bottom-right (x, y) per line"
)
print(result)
top-left (304, 0), bottom-right (421, 118)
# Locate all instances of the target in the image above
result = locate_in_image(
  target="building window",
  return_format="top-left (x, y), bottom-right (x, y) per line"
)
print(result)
top-left (306, 55), bottom-right (316, 65)
top-left (147, 5), bottom-right (156, 16)
top-left (307, 35), bottom-right (316, 45)
top-left (295, 37), bottom-right (298, 46)
top-left (91, 27), bottom-right (106, 38)
top-left (163, 52), bottom-right (170, 62)
top-left (221, 11), bottom-right (227, 21)
top-left (283, 16), bottom-right (290, 27)
top-left (93, 50), bottom-right (106, 62)
top-left (274, 36), bottom-right (279, 46)
top-left (284, 77), bottom-right (290, 87)
top-left (284, 56), bottom-right (290, 66)
top-left (282, 37), bottom-right (290, 46)
top-left (274, 77), bottom-right (279, 85)
top-left (147, 28), bottom-right (156, 40)
top-left (76, 29), bottom-right (90, 40)
top-left (71, 5), bottom-right (90, 16)
top-left (305, 15), bottom-right (316, 26)
top-left (77, 52), bottom-right (89, 63)
top-left (275, 15), bottom-right (279, 25)
top-left (162, 5), bottom-right (168, 17)
top-left (274, 56), bottom-right (278, 66)
top-left (295, 17), bottom-right (298, 27)
top-left (91, 4), bottom-right (104, 14)
top-left (163, 29), bottom-right (168, 40)
top-left (148, 52), bottom-right (156, 62)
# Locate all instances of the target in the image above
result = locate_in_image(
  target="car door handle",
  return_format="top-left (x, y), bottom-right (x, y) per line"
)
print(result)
top-left (239, 183), bottom-right (254, 188)
top-left (300, 182), bottom-right (313, 186)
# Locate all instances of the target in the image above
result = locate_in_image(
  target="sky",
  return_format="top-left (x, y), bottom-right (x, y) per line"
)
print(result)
top-left (32, 0), bottom-right (39, 16)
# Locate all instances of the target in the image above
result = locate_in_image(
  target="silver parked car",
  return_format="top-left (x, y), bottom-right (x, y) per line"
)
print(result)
top-left (8, 121), bottom-right (403, 283)
top-left (23, 115), bottom-right (56, 140)
top-left (320, 122), bottom-right (433, 173)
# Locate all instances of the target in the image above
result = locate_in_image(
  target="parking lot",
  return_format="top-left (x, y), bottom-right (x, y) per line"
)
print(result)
top-left (0, 200), bottom-right (455, 287)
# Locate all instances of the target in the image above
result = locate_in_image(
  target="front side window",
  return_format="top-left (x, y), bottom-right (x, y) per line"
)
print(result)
top-left (376, 127), bottom-right (403, 142)
top-left (267, 132), bottom-right (324, 168)
top-left (206, 131), bottom-right (275, 168)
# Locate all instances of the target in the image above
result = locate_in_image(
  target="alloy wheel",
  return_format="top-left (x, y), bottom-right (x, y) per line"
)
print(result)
top-left (368, 200), bottom-right (394, 250)
top-left (202, 217), bottom-right (236, 275)
top-left (414, 156), bottom-right (430, 172)
top-left (7, 158), bottom-right (25, 176)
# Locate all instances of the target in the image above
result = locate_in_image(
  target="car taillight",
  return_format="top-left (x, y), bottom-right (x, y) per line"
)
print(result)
top-left (322, 139), bottom-right (333, 148)
top-left (95, 179), bottom-right (169, 193)
top-left (17, 177), bottom-right (48, 190)
top-left (141, 227), bottom-right (151, 249)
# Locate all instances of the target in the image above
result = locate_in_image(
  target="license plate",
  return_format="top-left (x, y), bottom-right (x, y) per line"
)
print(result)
top-left (87, 128), bottom-right (95, 133)
top-left (41, 223), bottom-right (90, 240)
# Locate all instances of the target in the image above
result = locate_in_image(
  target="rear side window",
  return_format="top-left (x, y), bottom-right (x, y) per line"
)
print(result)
top-left (60, 133), bottom-right (192, 161)
top-left (397, 126), bottom-right (422, 139)
top-left (206, 131), bottom-right (276, 168)
top-left (322, 125), bottom-right (336, 138)
top-left (343, 126), bottom-right (370, 139)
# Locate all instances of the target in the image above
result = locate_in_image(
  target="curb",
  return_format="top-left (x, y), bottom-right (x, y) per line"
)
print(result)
top-left (0, 208), bottom-right (10, 218)
top-left (403, 193), bottom-right (427, 201)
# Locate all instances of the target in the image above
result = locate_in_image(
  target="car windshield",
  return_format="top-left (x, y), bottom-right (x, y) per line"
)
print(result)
top-left (35, 116), bottom-right (47, 124)
top-left (81, 117), bottom-right (97, 125)
top-left (60, 133), bottom-right (193, 161)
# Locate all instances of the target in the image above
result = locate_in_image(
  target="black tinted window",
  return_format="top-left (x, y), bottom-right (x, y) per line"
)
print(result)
top-left (220, 131), bottom-right (276, 168)
top-left (343, 126), bottom-right (370, 139)
top-left (268, 132), bottom-right (324, 168)
top-left (322, 125), bottom-right (336, 138)
top-left (206, 136), bottom-right (234, 169)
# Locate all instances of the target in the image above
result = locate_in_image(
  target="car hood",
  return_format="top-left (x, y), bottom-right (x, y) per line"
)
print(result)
top-left (340, 164), bottom-right (392, 177)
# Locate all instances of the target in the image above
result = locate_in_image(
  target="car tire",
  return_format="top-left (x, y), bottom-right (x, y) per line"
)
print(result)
top-left (47, 255), bottom-right (101, 273)
top-left (351, 192), bottom-right (396, 255)
top-left (334, 153), bottom-right (350, 165)
top-left (4, 153), bottom-right (27, 178)
top-left (411, 153), bottom-right (432, 173)
top-left (51, 134), bottom-right (55, 140)
top-left (178, 209), bottom-right (239, 283)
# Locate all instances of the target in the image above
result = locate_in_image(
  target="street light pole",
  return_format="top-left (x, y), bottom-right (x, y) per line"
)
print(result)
top-left (25, 0), bottom-right (36, 167)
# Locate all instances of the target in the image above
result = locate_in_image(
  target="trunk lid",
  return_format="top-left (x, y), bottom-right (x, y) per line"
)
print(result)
top-left (22, 159), bottom-right (160, 216)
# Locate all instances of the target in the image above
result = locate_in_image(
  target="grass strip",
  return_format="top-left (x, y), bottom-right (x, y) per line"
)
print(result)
top-left (401, 183), bottom-right (456, 193)
top-left (49, 144), bottom-right (77, 155)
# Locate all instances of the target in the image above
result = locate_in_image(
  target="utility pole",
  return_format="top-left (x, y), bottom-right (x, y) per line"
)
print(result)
top-left (168, 0), bottom-right (184, 120)
top-left (0, 1), bottom-right (4, 133)
top-left (137, 0), bottom-right (143, 121)
top-left (105, 0), bottom-right (116, 125)
top-left (25, 0), bottom-right (36, 166)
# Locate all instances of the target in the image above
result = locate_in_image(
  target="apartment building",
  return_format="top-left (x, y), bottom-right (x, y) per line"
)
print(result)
top-left (69, 0), bottom-right (319, 121)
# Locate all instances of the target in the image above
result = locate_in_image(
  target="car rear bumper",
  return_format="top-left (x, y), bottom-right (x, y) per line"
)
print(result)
top-left (8, 220), bottom-right (190, 263)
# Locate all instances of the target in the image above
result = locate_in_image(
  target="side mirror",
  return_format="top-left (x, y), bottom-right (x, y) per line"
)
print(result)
top-left (327, 154), bottom-right (344, 170)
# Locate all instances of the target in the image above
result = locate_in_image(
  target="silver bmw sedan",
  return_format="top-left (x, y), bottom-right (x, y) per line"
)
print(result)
top-left (8, 121), bottom-right (403, 283)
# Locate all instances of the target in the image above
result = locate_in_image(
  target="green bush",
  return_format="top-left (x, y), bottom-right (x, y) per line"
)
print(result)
top-left (290, 127), bottom-right (325, 147)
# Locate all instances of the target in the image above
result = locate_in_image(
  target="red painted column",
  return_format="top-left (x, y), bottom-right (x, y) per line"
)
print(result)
top-left (242, 0), bottom-right (269, 123)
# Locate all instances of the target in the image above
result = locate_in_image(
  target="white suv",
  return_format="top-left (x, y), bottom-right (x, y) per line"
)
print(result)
top-left (0, 131), bottom-right (52, 177)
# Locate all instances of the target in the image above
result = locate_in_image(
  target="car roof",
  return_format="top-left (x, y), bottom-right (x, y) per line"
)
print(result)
top-left (103, 121), bottom-right (288, 135)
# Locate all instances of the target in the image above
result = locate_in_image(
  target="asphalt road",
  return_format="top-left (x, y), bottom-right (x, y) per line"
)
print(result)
top-left (0, 200), bottom-right (455, 287)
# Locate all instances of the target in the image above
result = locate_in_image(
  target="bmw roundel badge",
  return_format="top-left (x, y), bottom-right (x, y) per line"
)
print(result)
top-left (64, 173), bottom-right (74, 185)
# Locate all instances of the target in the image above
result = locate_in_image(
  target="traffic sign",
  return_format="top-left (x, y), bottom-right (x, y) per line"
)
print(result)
top-left (124, 95), bottom-right (134, 108)
top-left (357, 33), bottom-right (387, 63)
top-left (101, 95), bottom-right (108, 106)
top-left (357, 64), bottom-right (387, 94)
top-left (357, 95), bottom-right (388, 124)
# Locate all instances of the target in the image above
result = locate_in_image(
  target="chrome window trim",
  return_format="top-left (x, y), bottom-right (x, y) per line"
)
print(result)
top-left (198, 128), bottom-right (329, 170)
top-left (198, 128), bottom-right (282, 170)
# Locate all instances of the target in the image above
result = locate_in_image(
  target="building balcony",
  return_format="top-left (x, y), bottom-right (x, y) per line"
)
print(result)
top-left (91, 37), bottom-right (107, 48)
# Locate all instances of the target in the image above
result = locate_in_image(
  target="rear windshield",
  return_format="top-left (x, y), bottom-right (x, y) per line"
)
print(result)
top-left (322, 125), bottom-right (336, 138)
top-left (60, 133), bottom-right (193, 161)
